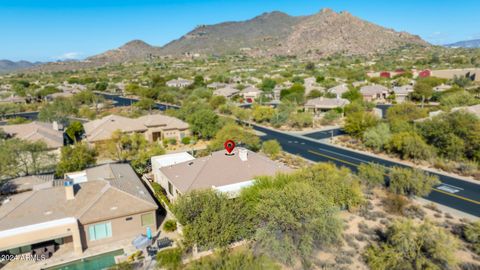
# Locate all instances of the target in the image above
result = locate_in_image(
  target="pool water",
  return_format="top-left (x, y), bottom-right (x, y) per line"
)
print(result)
top-left (45, 249), bottom-right (124, 270)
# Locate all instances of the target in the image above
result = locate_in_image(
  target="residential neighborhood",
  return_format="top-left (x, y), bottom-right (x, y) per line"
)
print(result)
top-left (1, 2), bottom-right (480, 270)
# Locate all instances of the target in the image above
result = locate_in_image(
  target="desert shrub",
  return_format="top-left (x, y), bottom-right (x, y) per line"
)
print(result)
top-left (382, 193), bottom-right (409, 215)
top-left (402, 204), bottom-right (426, 219)
top-left (163, 220), bottom-right (177, 232)
top-left (464, 221), bottom-right (480, 254)
top-left (365, 219), bottom-right (459, 270)
top-left (357, 163), bottom-right (386, 188)
top-left (156, 248), bottom-right (182, 270)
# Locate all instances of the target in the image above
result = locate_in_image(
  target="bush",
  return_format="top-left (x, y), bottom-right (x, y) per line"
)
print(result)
top-left (181, 137), bottom-right (191, 145)
top-left (357, 163), bottom-right (385, 188)
top-left (163, 220), bottom-right (177, 232)
top-left (383, 193), bottom-right (409, 215)
top-left (261, 139), bottom-right (282, 159)
top-left (388, 167), bottom-right (440, 197)
top-left (464, 221), bottom-right (480, 254)
top-left (364, 219), bottom-right (459, 270)
top-left (168, 138), bottom-right (177, 145)
top-left (156, 248), bottom-right (182, 270)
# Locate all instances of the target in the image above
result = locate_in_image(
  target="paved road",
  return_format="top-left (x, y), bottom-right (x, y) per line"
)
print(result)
top-left (303, 128), bottom-right (346, 140)
top-left (253, 124), bottom-right (480, 217)
top-left (97, 93), bottom-right (180, 110)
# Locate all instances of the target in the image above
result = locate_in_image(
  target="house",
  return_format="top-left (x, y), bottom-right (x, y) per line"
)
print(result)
top-left (0, 164), bottom-right (158, 256)
top-left (151, 152), bottom-right (195, 186)
top-left (327, 84), bottom-right (349, 99)
top-left (166, 78), bottom-right (193, 88)
top-left (240, 86), bottom-right (262, 102)
top-left (213, 86), bottom-right (239, 98)
top-left (84, 114), bottom-right (189, 144)
top-left (360, 84), bottom-right (390, 102)
top-left (1, 121), bottom-right (64, 150)
top-left (392, 85), bottom-right (414, 103)
top-left (207, 82), bottom-right (227, 89)
top-left (304, 97), bottom-right (350, 115)
top-left (154, 148), bottom-right (292, 200)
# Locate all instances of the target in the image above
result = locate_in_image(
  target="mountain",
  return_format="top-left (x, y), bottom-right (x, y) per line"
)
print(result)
top-left (0, 60), bottom-right (39, 73)
top-left (160, 8), bottom-right (429, 58)
top-left (27, 8), bottom-right (430, 72)
top-left (445, 39), bottom-right (480, 48)
top-left (87, 40), bottom-right (162, 63)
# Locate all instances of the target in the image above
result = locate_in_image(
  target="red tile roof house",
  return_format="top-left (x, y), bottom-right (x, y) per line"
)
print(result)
top-left (153, 148), bottom-right (292, 201)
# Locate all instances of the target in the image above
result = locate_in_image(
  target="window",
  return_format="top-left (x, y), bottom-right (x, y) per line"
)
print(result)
top-left (168, 182), bottom-right (173, 195)
top-left (88, 222), bottom-right (112, 241)
top-left (141, 213), bottom-right (154, 226)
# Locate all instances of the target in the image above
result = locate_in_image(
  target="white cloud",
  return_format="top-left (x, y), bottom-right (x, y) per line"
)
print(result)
top-left (56, 52), bottom-right (82, 60)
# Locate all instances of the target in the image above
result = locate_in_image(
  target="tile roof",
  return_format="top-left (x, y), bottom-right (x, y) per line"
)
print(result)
top-left (159, 148), bottom-right (292, 194)
top-left (305, 97), bottom-right (350, 109)
top-left (1, 121), bottom-right (64, 149)
top-left (0, 164), bottom-right (157, 230)
top-left (360, 84), bottom-right (390, 95)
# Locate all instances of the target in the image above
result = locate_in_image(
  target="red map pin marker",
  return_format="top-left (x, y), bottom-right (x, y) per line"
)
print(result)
top-left (224, 140), bottom-right (236, 154)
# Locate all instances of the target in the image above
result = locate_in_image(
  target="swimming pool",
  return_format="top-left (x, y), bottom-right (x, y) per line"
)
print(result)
top-left (44, 249), bottom-right (124, 270)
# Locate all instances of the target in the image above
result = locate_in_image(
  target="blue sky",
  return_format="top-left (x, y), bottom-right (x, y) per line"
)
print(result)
top-left (2, 0), bottom-right (480, 62)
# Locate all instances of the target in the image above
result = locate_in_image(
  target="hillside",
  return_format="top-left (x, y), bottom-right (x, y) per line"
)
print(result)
top-left (160, 8), bottom-right (429, 58)
top-left (445, 39), bottom-right (480, 48)
top-left (0, 60), bottom-right (39, 73)
top-left (26, 8), bottom-right (430, 72)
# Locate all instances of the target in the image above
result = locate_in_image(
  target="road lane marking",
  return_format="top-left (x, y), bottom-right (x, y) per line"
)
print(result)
top-left (432, 188), bottom-right (480, 205)
top-left (307, 150), bottom-right (480, 205)
top-left (437, 185), bottom-right (460, 193)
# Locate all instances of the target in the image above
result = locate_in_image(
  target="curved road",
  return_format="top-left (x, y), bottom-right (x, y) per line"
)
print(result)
top-left (253, 124), bottom-right (480, 217)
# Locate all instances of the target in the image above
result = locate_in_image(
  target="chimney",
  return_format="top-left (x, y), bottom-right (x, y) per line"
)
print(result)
top-left (64, 181), bottom-right (75, 200)
top-left (238, 148), bottom-right (248, 161)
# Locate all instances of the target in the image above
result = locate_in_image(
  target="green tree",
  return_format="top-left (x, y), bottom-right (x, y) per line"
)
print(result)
top-left (386, 103), bottom-right (427, 123)
top-left (172, 190), bottom-right (254, 249)
top-left (134, 98), bottom-right (155, 111)
top-left (342, 88), bottom-right (362, 101)
top-left (261, 140), bottom-right (282, 159)
top-left (288, 112), bottom-right (313, 128)
top-left (260, 78), bottom-right (276, 92)
top-left (209, 123), bottom-right (260, 151)
top-left (55, 143), bottom-right (97, 177)
top-left (187, 108), bottom-right (220, 139)
top-left (209, 95), bottom-right (226, 110)
top-left (280, 83), bottom-right (305, 104)
top-left (357, 163), bottom-right (386, 188)
top-left (251, 105), bottom-right (275, 123)
top-left (344, 111), bottom-right (379, 138)
top-left (252, 181), bottom-right (342, 267)
top-left (387, 132), bottom-right (434, 161)
top-left (388, 167), bottom-right (440, 197)
top-left (363, 123), bottom-right (392, 152)
top-left (65, 121), bottom-right (84, 143)
top-left (38, 98), bottom-right (77, 125)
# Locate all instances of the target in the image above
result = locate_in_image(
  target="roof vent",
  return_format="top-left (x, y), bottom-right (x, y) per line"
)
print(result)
top-left (239, 148), bottom-right (248, 161)
top-left (110, 206), bottom-right (118, 211)
top-left (44, 211), bottom-right (52, 215)
top-left (188, 162), bottom-right (194, 166)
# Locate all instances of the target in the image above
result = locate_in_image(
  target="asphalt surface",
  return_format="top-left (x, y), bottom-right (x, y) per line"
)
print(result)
top-left (303, 128), bottom-right (346, 140)
top-left (253, 124), bottom-right (480, 217)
